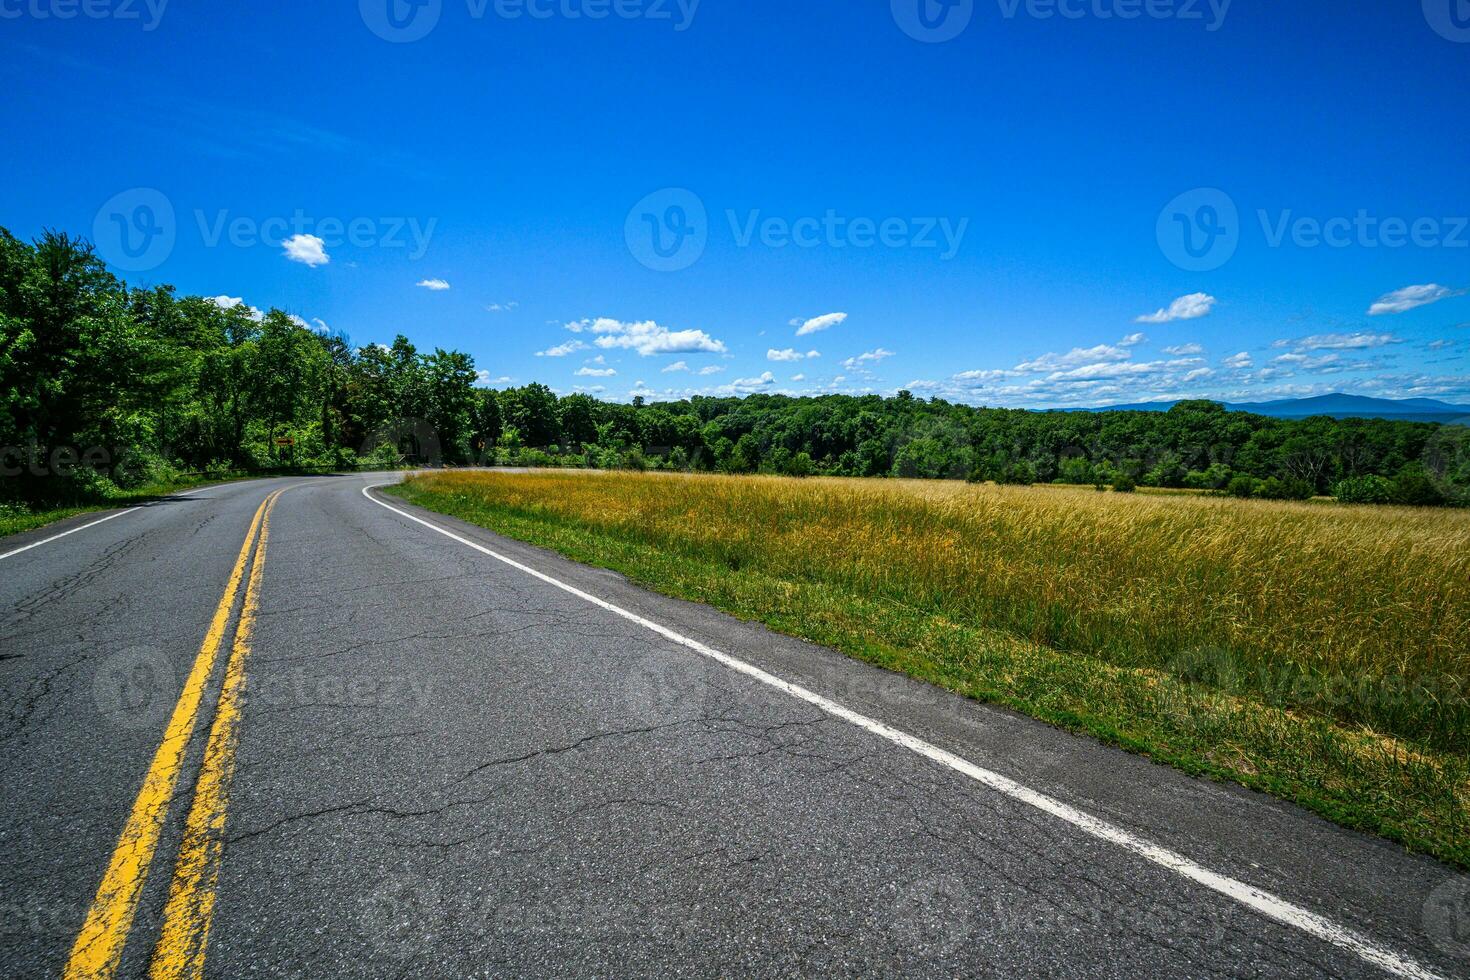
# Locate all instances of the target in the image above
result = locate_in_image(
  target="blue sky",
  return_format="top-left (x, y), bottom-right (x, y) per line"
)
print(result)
top-left (3, 0), bottom-right (1468, 406)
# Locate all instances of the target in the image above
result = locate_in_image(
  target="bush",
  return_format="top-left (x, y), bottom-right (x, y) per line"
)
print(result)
top-left (1255, 477), bottom-right (1313, 501)
top-left (1390, 463), bottom-right (1444, 506)
top-left (1003, 460), bottom-right (1037, 485)
top-left (785, 451), bottom-right (816, 478)
top-left (1226, 474), bottom-right (1258, 499)
top-left (1333, 475), bottom-right (1394, 505)
top-left (1111, 475), bottom-right (1137, 493)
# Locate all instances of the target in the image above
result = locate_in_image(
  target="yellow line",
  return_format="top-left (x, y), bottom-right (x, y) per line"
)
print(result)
top-left (147, 490), bottom-right (278, 980)
top-left (64, 491), bottom-right (279, 980)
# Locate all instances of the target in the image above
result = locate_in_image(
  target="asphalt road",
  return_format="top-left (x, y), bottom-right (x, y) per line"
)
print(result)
top-left (2, 474), bottom-right (1467, 978)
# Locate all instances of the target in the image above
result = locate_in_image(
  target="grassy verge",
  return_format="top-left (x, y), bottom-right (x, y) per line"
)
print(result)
top-left (0, 474), bottom-right (253, 540)
top-left (388, 470), bottom-right (1470, 868)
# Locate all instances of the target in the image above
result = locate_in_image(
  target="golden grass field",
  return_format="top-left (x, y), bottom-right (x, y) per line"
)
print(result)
top-left (390, 469), bottom-right (1470, 865)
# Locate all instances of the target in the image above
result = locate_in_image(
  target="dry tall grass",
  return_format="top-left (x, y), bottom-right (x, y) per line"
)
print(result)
top-left (407, 470), bottom-right (1470, 753)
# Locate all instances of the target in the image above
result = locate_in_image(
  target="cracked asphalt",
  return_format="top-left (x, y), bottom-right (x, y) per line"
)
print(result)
top-left (2, 474), bottom-right (1467, 978)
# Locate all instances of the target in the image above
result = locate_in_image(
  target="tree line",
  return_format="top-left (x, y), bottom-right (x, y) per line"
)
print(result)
top-left (3, 228), bottom-right (1466, 508)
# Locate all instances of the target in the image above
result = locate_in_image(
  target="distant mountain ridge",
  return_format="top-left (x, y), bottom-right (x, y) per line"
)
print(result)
top-left (1069, 393), bottom-right (1470, 423)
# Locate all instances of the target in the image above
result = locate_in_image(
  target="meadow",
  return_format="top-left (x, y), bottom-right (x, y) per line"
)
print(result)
top-left (388, 470), bottom-right (1470, 866)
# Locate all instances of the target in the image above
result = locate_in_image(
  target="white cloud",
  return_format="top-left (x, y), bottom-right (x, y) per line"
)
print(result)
top-left (536, 340), bottom-right (587, 357)
top-left (1015, 343), bottom-right (1131, 373)
top-left (842, 348), bottom-right (895, 370)
top-left (1162, 343), bottom-right (1205, 356)
top-left (286, 314), bottom-right (330, 335)
top-left (486, 301), bottom-right (519, 312)
top-left (576, 366), bottom-right (617, 377)
top-left (476, 371), bottom-right (512, 386)
top-left (954, 368), bottom-right (1018, 383)
top-left (1136, 292), bottom-right (1216, 324)
top-left (565, 317), bottom-right (726, 356)
top-left (767, 348), bottom-right (820, 362)
top-left (1427, 339), bottom-right (1455, 351)
top-left (1183, 367), bottom-right (1214, 383)
top-left (1367, 283), bottom-right (1464, 316)
top-left (790, 373), bottom-right (806, 382)
top-left (209, 295), bottom-right (264, 321)
top-left (1119, 332), bottom-right (1148, 347)
top-left (1274, 332), bottom-right (1401, 351)
top-left (282, 234), bottom-right (329, 267)
top-left (792, 312), bottom-right (847, 336)
top-left (732, 371), bottom-right (776, 388)
top-left (1222, 352), bottom-right (1253, 369)
top-left (662, 361), bottom-right (689, 373)
top-left (696, 365), bottom-right (724, 376)
top-left (416, 278), bottom-right (451, 291)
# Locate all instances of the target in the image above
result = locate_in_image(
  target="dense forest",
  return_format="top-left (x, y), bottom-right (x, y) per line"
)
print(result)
top-left (3, 229), bottom-right (1467, 509)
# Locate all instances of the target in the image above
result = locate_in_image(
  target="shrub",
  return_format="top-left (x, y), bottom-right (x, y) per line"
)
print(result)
top-left (1111, 475), bottom-right (1137, 493)
top-left (1226, 474), bottom-right (1258, 499)
top-left (1390, 463), bottom-right (1444, 507)
top-left (1004, 460), bottom-right (1037, 486)
top-left (1333, 475), bottom-right (1394, 505)
top-left (1256, 476), bottom-right (1314, 501)
top-left (785, 452), bottom-right (816, 478)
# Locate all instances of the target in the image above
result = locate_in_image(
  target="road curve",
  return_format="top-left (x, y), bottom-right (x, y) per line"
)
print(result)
top-left (1, 473), bottom-right (1466, 978)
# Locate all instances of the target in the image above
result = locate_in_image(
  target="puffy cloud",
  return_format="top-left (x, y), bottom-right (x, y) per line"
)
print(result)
top-left (842, 348), bottom-right (895, 370)
top-left (790, 373), bottom-right (806, 382)
top-left (696, 365), bottom-right (724, 376)
top-left (731, 371), bottom-right (776, 389)
top-left (565, 317), bottom-right (726, 356)
top-left (1367, 283), bottom-right (1464, 316)
top-left (662, 361), bottom-right (689, 373)
top-left (536, 340), bottom-right (587, 357)
top-left (209, 296), bottom-right (263, 321)
top-left (1120, 332), bottom-right (1148, 347)
top-left (1222, 352), bottom-right (1253, 369)
top-left (1136, 292), bottom-right (1216, 323)
top-left (416, 278), bottom-right (451, 291)
top-left (767, 348), bottom-right (820, 362)
top-left (575, 366), bottom-right (617, 377)
top-left (1162, 343), bottom-right (1205, 356)
top-left (792, 312), bottom-right (847, 336)
top-left (1273, 332), bottom-right (1401, 351)
top-left (1015, 343), bottom-right (1131, 373)
top-left (476, 371), bottom-right (512, 386)
top-left (282, 234), bottom-right (329, 267)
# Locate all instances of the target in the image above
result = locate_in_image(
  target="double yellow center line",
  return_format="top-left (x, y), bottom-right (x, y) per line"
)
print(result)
top-left (66, 488), bottom-right (286, 980)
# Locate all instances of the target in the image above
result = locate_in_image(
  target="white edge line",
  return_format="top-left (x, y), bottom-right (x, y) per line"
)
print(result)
top-left (0, 486), bottom-right (215, 562)
top-left (362, 484), bottom-right (1443, 980)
